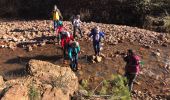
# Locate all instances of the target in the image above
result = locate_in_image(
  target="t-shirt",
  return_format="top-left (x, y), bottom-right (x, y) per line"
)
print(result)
top-left (73, 19), bottom-right (81, 27)
top-left (53, 11), bottom-right (59, 21)
top-left (95, 34), bottom-right (100, 41)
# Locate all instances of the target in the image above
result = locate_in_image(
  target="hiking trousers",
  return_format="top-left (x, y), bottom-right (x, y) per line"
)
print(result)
top-left (63, 45), bottom-right (68, 60)
top-left (73, 26), bottom-right (82, 38)
top-left (93, 42), bottom-right (100, 56)
top-left (70, 54), bottom-right (78, 70)
top-left (54, 20), bottom-right (59, 31)
top-left (125, 73), bottom-right (137, 92)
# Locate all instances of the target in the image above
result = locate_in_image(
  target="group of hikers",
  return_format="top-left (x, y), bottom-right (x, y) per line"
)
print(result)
top-left (52, 5), bottom-right (141, 92)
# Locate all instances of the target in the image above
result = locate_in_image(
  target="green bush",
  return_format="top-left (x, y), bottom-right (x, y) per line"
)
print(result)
top-left (29, 83), bottom-right (39, 100)
top-left (109, 74), bottom-right (131, 100)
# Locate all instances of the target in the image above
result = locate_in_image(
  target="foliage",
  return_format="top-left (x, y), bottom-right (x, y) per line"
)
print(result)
top-left (79, 74), bottom-right (131, 100)
top-left (80, 79), bottom-right (89, 89)
top-left (29, 83), bottom-right (39, 100)
top-left (109, 74), bottom-right (131, 100)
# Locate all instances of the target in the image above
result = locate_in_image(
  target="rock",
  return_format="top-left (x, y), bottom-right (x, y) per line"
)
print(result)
top-left (1, 85), bottom-right (29, 100)
top-left (27, 46), bottom-right (33, 52)
top-left (0, 59), bottom-right (79, 100)
top-left (95, 56), bottom-right (102, 62)
top-left (78, 90), bottom-right (88, 96)
top-left (12, 37), bottom-right (18, 42)
top-left (27, 60), bottom-right (78, 96)
top-left (0, 76), bottom-right (4, 86)
top-left (152, 51), bottom-right (160, 57)
top-left (143, 45), bottom-right (152, 49)
top-left (42, 87), bottom-right (69, 100)
top-left (162, 43), bottom-right (168, 47)
top-left (39, 42), bottom-right (46, 47)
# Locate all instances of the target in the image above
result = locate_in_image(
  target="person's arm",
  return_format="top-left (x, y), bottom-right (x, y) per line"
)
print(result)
top-left (73, 19), bottom-right (76, 26)
top-left (57, 9), bottom-right (63, 20)
top-left (89, 32), bottom-right (93, 37)
top-left (77, 46), bottom-right (80, 53)
top-left (123, 56), bottom-right (128, 62)
top-left (100, 32), bottom-right (105, 38)
top-left (61, 39), bottom-right (65, 48)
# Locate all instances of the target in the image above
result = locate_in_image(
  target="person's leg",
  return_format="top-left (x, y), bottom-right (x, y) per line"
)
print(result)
top-left (78, 26), bottom-right (83, 37)
top-left (93, 42), bottom-right (97, 56)
top-left (54, 20), bottom-right (57, 31)
top-left (56, 20), bottom-right (59, 29)
top-left (75, 54), bottom-right (78, 70)
top-left (63, 46), bottom-right (66, 60)
top-left (97, 42), bottom-right (100, 56)
top-left (73, 26), bottom-right (77, 38)
top-left (128, 74), bottom-right (137, 92)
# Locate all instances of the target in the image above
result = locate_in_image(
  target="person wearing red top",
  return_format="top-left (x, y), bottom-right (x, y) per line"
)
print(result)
top-left (56, 21), bottom-right (66, 44)
top-left (123, 49), bottom-right (141, 92)
top-left (61, 31), bottom-right (74, 60)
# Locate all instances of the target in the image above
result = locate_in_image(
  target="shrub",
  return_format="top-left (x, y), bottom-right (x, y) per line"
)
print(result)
top-left (29, 83), bottom-right (39, 100)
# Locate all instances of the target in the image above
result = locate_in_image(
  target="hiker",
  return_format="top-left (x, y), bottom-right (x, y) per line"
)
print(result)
top-left (52, 5), bottom-right (63, 31)
top-left (123, 49), bottom-right (141, 92)
top-left (68, 41), bottom-right (80, 71)
top-left (61, 31), bottom-right (74, 61)
top-left (73, 15), bottom-right (83, 38)
top-left (89, 26), bottom-right (105, 56)
top-left (56, 20), bottom-right (66, 44)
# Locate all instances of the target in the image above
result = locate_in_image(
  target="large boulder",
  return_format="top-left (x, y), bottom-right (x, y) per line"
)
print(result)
top-left (1, 85), bottom-right (29, 100)
top-left (1, 60), bottom-right (78, 100)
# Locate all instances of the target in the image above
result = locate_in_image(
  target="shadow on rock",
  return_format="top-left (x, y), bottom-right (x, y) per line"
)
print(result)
top-left (5, 55), bottom-right (63, 65)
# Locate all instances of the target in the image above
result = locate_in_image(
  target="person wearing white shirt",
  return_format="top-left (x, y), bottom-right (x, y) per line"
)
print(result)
top-left (73, 15), bottom-right (83, 38)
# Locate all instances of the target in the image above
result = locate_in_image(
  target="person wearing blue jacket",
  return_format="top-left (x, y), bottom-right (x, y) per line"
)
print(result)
top-left (68, 41), bottom-right (80, 71)
top-left (89, 26), bottom-right (104, 56)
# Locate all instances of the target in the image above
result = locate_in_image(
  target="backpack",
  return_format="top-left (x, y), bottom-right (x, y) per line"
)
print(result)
top-left (127, 55), bottom-right (139, 67)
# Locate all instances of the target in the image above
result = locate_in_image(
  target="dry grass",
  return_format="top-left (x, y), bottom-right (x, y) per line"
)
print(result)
top-left (164, 16), bottom-right (170, 33)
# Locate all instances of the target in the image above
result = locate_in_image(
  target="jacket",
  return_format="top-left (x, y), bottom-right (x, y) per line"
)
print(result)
top-left (68, 46), bottom-right (80, 60)
top-left (124, 55), bottom-right (140, 74)
top-left (61, 34), bottom-right (74, 48)
top-left (89, 29), bottom-right (104, 43)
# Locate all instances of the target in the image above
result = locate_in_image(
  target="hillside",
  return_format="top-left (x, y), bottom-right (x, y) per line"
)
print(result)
top-left (0, 0), bottom-right (170, 32)
top-left (0, 20), bottom-right (170, 99)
